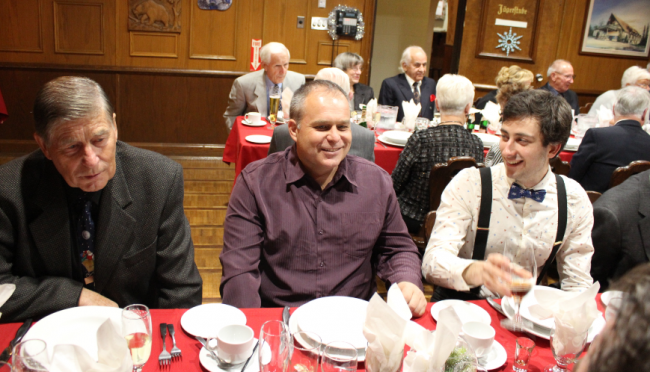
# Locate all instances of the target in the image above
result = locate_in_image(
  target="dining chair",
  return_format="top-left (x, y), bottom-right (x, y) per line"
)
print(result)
top-left (609, 160), bottom-right (650, 189)
top-left (586, 191), bottom-right (602, 204)
top-left (549, 157), bottom-right (571, 176)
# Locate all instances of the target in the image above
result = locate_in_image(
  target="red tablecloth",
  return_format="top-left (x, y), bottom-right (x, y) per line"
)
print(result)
top-left (0, 298), bottom-right (604, 371)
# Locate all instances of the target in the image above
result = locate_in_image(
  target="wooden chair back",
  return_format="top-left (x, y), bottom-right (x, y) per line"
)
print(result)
top-left (424, 211), bottom-right (437, 244)
top-left (586, 191), bottom-right (602, 204)
top-left (549, 156), bottom-right (571, 176)
top-left (610, 160), bottom-right (650, 189)
top-left (429, 156), bottom-right (481, 211)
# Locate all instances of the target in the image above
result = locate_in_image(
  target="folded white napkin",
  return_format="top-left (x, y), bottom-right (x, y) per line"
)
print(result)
top-left (402, 100), bottom-right (421, 131)
top-left (0, 283), bottom-right (16, 320)
top-left (480, 101), bottom-right (501, 134)
top-left (365, 98), bottom-right (378, 124)
top-left (49, 319), bottom-right (133, 372)
top-left (364, 291), bottom-right (408, 372)
top-left (528, 282), bottom-right (600, 320)
top-left (596, 105), bottom-right (613, 127)
top-left (403, 307), bottom-right (462, 372)
top-left (281, 88), bottom-right (294, 120)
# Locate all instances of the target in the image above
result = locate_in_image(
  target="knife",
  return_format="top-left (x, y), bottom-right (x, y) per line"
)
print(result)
top-left (0, 318), bottom-right (33, 362)
top-left (282, 306), bottom-right (290, 327)
top-left (486, 298), bottom-right (507, 317)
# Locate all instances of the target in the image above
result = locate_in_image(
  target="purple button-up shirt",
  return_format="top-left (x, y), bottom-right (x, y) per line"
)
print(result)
top-left (220, 146), bottom-right (423, 308)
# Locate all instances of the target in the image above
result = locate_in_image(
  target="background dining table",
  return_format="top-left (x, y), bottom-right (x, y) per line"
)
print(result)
top-left (0, 297), bottom-right (604, 371)
top-left (223, 117), bottom-right (576, 185)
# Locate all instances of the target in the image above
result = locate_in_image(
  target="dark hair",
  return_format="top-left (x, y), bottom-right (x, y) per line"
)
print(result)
top-left (586, 263), bottom-right (650, 372)
top-left (502, 89), bottom-right (572, 148)
top-left (290, 80), bottom-right (348, 126)
top-left (33, 76), bottom-right (114, 144)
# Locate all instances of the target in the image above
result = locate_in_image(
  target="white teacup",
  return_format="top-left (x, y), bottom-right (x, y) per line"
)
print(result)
top-left (245, 112), bottom-right (262, 124)
top-left (462, 321), bottom-right (495, 358)
top-left (216, 324), bottom-right (255, 364)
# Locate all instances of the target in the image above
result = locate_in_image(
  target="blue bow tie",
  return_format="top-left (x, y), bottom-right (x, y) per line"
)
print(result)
top-left (508, 183), bottom-right (547, 202)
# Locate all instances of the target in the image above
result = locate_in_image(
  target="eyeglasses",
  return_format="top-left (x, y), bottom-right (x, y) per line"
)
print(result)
top-left (556, 73), bottom-right (576, 80)
top-left (635, 82), bottom-right (650, 89)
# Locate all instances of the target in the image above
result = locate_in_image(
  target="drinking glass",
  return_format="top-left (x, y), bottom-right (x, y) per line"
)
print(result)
top-left (321, 341), bottom-right (357, 372)
top-left (122, 304), bottom-right (152, 372)
top-left (290, 332), bottom-right (321, 372)
top-left (513, 337), bottom-right (536, 372)
top-left (376, 105), bottom-right (399, 135)
top-left (500, 241), bottom-right (536, 332)
top-left (259, 320), bottom-right (292, 372)
top-left (545, 325), bottom-right (588, 372)
top-left (268, 85), bottom-right (282, 129)
top-left (11, 339), bottom-right (49, 372)
top-left (415, 117), bottom-right (430, 131)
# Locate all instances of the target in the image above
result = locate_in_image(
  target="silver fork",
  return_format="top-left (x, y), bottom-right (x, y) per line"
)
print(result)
top-left (158, 323), bottom-right (172, 367)
top-left (167, 324), bottom-right (182, 360)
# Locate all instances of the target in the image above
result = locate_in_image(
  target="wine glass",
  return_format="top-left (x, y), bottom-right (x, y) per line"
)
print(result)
top-left (267, 85), bottom-right (282, 130)
top-left (122, 304), bottom-right (152, 372)
top-left (544, 322), bottom-right (588, 372)
top-left (321, 341), bottom-right (357, 372)
top-left (9, 339), bottom-right (49, 372)
top-left (259, 320), bottom-right (292, 372)
top-left (500, 241), bottom-right (536, 332)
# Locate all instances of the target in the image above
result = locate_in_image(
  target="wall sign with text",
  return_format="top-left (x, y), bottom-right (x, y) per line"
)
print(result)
top-left (475, 0), bottom-right (541, 62)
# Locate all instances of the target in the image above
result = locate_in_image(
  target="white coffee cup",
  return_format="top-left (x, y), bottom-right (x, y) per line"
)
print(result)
top-left (462, 321), bottom-right (495, 358)
top-left (216, 324), bottom-right (255, 364)
top-left (245, 112), bottom-right (262, 124)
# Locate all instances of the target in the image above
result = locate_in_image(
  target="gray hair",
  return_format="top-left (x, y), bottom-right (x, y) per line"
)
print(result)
top-left (260, 42), bottom-right (290, 64)
top-left (547, 59), bottom-right (572, 77)
top-left (314, 67), bottom-right (351, 96)
top-left (333, 52), bottom-right (364, 71)
top-left (398, 46), bottom-right (426, 73)
top-left (290, 80), bottom-right (347, 126)
top-left (614, 86), bottom-right (650, 118)
top-left (621, 66), bottom-right (650, 88)
top-left (33, 76), bottom-right (114, 145)
top-left (436, 74), bottom-right (475, 115)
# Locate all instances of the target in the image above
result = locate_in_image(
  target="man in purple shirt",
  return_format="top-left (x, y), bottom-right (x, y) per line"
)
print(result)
top-left (220, 80), bottom-right (426, 316)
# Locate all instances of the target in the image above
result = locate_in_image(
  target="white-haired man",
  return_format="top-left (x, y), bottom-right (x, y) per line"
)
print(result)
top-left (539, 59), bottom-right (580, 114)
top-left (223, 42), bottom-right (305, 129)
top-left (588, 66), bottom-right (650, 116)
top-left (570, 86), bottom-right (650, 193)
top-left (378, 46), bottom-right (437, 122)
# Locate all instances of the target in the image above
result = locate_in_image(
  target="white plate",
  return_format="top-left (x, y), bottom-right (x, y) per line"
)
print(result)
top-left (181, 304), bottom-right (247, 339)
top-left (377, 134), bottom-right (406, 147)
top-left (600, 290), bottom-right (623, 306)
top-left (245, 135), bottom-right (272, 144)
top-left (24, 306), bottom-right (123, 360)
top-left (289, 297), bottom-right (367, 361)
top-left (564, 137), bottom-right (581, 151)
top-left (382, 130), bottom-right (412, 145)
top-left (501, 299), bottom-right (606, 342)
top-left (242, 119), bottom-right (265, 127)
top-left (481, 340), bottom-right (507, 370)
top-left (472, 133), bottom-right (500, 149)
top-left (297, 296), bottom-right (368, 349)
top-left (199, 338), bottom-right (270, 372)
top-left (430, 300), bottom-right (492, 325)
top-left (506, 286), bottom-right (559, 330)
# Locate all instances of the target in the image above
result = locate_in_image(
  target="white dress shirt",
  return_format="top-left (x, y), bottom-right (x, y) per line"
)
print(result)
top-left (404, 74), bottom-right (421, 96)
top-left (422, 163), bottom-right (594, 293)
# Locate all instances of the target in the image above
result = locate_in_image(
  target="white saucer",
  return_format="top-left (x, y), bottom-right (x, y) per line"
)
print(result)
top-left (430, 300), bottom-right (492, 325)
top-left (245, 135), bottom-right (272, 144)
top-left (377, 134), bottom-right (406, 147)
top-left (242, 119), bottom-right (265, 127)
top-left (479, 340), bottom-right (507, 370)
top-left (181, 304), bottom-right (247, 339)
top-left (199, 338), bottom-right (270, 372)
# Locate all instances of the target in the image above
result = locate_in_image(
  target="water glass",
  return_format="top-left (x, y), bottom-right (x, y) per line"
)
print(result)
top-left (321, 341), bottom-right (357, 372)
top-left (290, 332), bottom-right (321, 372)
top-left (259, 320), bottom-right (292, 372)
top-left (11, 339), bottom-right (50, 372)
top-left (513, 337), bottom-right (535, 372)
top-left (415, 117), bottom-right (430, 131)
top-left (545, 324), bottom-right (588, 372)
top-left (376, 105), bottom-right (399, 134)
top-left (122, 304), bottom-right (152, 372)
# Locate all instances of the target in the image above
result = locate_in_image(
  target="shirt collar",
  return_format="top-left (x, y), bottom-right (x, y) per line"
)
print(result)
top-left (64, 182), bottom-right (102, 206)
top-left (505, 164), bottom-right (554, 190)
top-left (284, 145), bottom-right (356, 190)
top-left (546, 83), bottom-right (560, 96)
top-left (405, 74), bottom-right (418, 89)
top-left (265, 74), bottom-right (282, 92)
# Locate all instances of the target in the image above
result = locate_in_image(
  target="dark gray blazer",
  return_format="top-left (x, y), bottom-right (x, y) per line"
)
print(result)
top-left (0, 141), bottom-right (202, 322)
top-left (378, 74), bottom-right (437, 122)
top-left (591, 170), bottom-right (650, 291)
top-left (539, 82), bottom-right (580, 114)
top-left (352, 83), bottom-right (374, 111)
top-left (267, 123), bottom-right (376, 162)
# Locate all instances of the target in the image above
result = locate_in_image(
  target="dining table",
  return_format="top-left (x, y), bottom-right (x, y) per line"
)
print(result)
top-left (0, 297), bottom-right (604, 372)
top-left (223, 117), bottom-right (576, 185)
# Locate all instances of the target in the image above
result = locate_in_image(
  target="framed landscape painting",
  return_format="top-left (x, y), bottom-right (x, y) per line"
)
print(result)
top-left (580, 0), bottom-right (650, 59)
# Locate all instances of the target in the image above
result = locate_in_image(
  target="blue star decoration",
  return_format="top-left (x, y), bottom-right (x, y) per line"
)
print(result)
top-left (496, 27), bottom-right (523, 56)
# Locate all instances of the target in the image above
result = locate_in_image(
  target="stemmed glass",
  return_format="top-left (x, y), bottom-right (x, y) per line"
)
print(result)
top-left (259, 320), bottom-right (292, 372)
top-left (122, 304), bottom-right (153, 372)
top-left (545, 323), bottom-right (588, 372)
top-left (321, 341), bottom-right (357, 372)
top-left (500, 241), bottom-right (536, 332)
top-left (267, 85), bottom-right (282, 130)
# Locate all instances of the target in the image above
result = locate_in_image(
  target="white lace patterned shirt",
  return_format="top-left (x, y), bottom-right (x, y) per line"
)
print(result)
top-left (422, 163), bottom-right (594, 292)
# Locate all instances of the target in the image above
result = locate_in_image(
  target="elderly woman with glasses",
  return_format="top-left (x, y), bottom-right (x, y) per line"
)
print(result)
top-left (333, 52), bottom-right (374, 111)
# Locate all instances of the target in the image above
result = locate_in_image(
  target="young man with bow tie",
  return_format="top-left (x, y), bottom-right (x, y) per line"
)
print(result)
top-left (422, 90), bottom-right (594, 301)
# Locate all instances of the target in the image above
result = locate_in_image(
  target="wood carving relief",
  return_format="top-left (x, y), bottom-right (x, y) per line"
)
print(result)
top-left (129, 0), bottom-right (181, 33)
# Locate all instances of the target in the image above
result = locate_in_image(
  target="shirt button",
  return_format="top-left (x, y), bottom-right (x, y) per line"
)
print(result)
top-left (318, 230), bottom-right (324, 235)
top-left (320, 261), bottom-right (325, 267)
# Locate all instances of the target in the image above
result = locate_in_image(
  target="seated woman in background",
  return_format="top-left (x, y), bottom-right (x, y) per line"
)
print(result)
top-left (392, 74), bottom-right (484, 234)
top-left (483, 66), bottom-right (534, 166)
top-left (474, 65), bottom-right (533, 125)
top-left (587, 66), bottom-right (650, 116)
top-left (333, 52), bottom-right (374, 111)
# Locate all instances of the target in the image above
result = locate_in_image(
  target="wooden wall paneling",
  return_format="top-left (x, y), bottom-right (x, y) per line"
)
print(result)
top-left (189, 0), bottom-right (238, 61)
top-left (317, 41), bottom-right (351, 66)
top-left (357, 0), bottom-right (375, 85)
top-left (0, 0), bottom-right (44, 53)
top-left (129, 32), bottom-right (178, 57)
top-left (53, 1), bottom-right (104, 55)
top-left (262, 0), bottom-right (310, 66)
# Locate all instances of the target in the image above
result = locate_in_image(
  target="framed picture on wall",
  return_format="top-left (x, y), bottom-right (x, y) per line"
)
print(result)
top-left (580, 0), bottom-right (650, 59)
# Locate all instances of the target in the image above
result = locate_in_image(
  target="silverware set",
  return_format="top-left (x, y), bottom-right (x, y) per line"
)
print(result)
top-left (159, 323), bottom-right (181, 367)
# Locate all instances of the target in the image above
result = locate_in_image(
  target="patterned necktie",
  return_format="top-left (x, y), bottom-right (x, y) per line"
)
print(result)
top-left (508, 183), bottom-right (547, 203)
top-left (76, 194), bottom-right (96, 286)
top-left (412, 82), bottom-right (420, 105)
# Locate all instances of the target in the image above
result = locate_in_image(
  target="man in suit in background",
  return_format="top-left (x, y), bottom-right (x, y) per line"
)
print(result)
top-left (539, 59), bottom-right (580, 114)
top-left (590, 169), bottom-right (650, 291)
top-left (0, 76), bottom-right (202, 322)
top-left (223, 42), bottom-right (306, 129)
top-left (569, 86), bottom-right (650, 193)
top-left (378, 46), bottom-right (437, 122)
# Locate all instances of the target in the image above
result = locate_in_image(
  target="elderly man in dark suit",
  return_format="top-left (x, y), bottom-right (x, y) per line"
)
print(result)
top-left (591, 169), bottom-right (650, 291)
top-left (0, 76), bottom-right (202, 322)
top-left (378, 46), bottom-right (437, 122)
top-left (569, 86), bottom-right (650, 193)
top-left (539, 59), bottom-right (580, 114)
